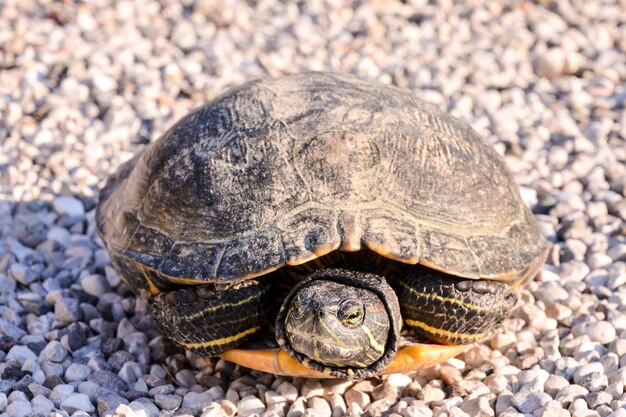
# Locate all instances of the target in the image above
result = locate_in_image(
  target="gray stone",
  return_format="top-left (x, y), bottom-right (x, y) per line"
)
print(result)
top-left (265, 391), bottom-right (288, 407)
top-left (77, 380), bottom-right (100, 401)
top-left (573, 362), bottom-right (604, 385)
top-left (6, 401), bottom-right (32, 417)
top-left (537, 407), bottom-right (570, 417)
top-left (219, 399), bottom-right (238, 417)
top-left (459, 397), bottom-right (495, 417)
top-left (148, 384), bottom-right (175, 396)
top-left (31, 394), bottom-right (54, 415)
top-left (175, 368), bottom-right (196, 388)
top-left (64, 363), bottom-right (92, 382)
top-left (545, 375), bottom-right (570, 398)
top-left (47, 226), bottom-right (71, 247)
top-left (6, 345), bottom-right (37, 365)
top-left (9, 263), bottom-right (38, 285)
top-left (417, 383), bottom-right (445, 403)
top-left (572, 321), bottom-right (616, 344)
top-left (579, 373), bottom-right (608, 392)
top-left (88, 370), bottom-right (128, 392)
top-left (40, 340), bottom-right (67, 362)
top-left (556, 385), bottom-right (589, 407)
top-left (118, 362), bottom-right (143, 384)
top-left (28, 383), bottom-right (51, 398)
top-left (301, 381), bottom-right (324, 399)
top-left (207, 386), bottom-right (225, 400)
top-left (237, 395), bottom-right (266, 416)
top-left (276, 381), bottom-right (298, 403)
top-left (202, 402), bottom-right (229, 417)
top-left (96, 392), bottom-right (129, 416)
top-left (0, 274), bottom-right (16, 296)
top-left (287, 397), bottom-right (306, 417)
top-left (403, 405), bottom-right (433, 417)
top-left (511, 389), bottom-right (551, 414)
top-left (308, 397), bottom-right (331, 417)
top-left (55, 297), bottom-right (81, 322)
top-left (483, 374), bottom-right (509, 394)
top-left (386, 374), bottom-right (412, 388)
top-left (372, 381), bottom-right (399, 404)
top-left (134, 378), bottom-right (148, 393)
top-left (606, 381), bottom-right (624, 399)
top-left (533, 48), bottom-right (566, 79)
top-left (154, 394), bottom-right (182, 411)
top-left (585, 391), bottom-right (612, 408)
top-left (60, 393), bottom-right (95, 414)
top-left (52, 196), bottom-right (85, 217)
top-left (80, 273), bottom-right (111, 297)
top-left (0, 321), bottom-right (26, 341)
top-left (327, 393), bottom-right (347, 417)
top-left (128, 399), bottom-right (160, 417)
top-left (8, 391), bottom-right (28, 403)
top-left (50, 384), bottom-right (75, 407)
top-left (182, 391), bottom-right (213, 412)
top-left (344, 388), bottom-right (370, 411)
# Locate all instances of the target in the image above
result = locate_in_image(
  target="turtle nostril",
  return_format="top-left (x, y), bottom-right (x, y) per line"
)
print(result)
top-left (310, 301), bottom-right (324, 317)
top-left (304, 299), bottom-right (324, 317)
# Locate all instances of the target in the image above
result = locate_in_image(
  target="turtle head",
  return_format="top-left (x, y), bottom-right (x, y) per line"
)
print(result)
top-left (276, 268), bottom-right (401, 378)
top-left (285, 280), bottom-right (389, 368)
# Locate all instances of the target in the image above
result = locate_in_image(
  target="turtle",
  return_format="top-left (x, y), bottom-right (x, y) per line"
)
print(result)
top-left (96, 72), bottom-right (548, 379)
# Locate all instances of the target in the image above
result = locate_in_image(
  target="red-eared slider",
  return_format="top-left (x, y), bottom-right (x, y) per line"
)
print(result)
top-left (96, 72), bottom-right (548, 378)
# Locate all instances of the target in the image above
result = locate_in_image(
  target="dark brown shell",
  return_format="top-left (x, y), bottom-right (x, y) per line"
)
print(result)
top-left (96, 72), bottom-right (547, 287)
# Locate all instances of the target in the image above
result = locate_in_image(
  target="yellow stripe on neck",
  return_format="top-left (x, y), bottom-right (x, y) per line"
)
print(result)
top-left (405, 319), bottom-right (484, 341)
top-left (398, 280), bottom-right (486, 311)
top-left (177, 326), bottom-right (260, 349)
top-left (181, 290), bottom-right (265, 320)
top-left (362, 325), bottom-right (385, 353)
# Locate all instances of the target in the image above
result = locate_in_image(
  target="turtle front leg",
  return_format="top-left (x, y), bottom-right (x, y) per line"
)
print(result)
top-left (392, 269), bottom-right (519, 345)
top-left (148, 279), bottom-right (272, 356)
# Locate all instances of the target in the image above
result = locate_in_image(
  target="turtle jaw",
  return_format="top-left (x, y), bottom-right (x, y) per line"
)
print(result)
top-left (276, 268), bottom-right (401, 379)
top-left (285, 328), bottom-right (374, 368)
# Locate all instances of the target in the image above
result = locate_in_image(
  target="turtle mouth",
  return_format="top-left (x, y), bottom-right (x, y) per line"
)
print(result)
top-left (286, 329), bottom-right (366, 366)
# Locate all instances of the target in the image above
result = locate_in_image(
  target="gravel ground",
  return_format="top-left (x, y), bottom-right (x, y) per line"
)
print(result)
top-left (1, 0), bottom-right (626, 416)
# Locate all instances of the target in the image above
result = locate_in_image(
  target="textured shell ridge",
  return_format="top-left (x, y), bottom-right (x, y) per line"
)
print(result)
top-left (96, 72), bottom-right (547, 285)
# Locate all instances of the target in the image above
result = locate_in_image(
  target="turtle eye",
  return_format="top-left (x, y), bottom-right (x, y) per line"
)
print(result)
top-left (337, 299), bottom-right (365, 328)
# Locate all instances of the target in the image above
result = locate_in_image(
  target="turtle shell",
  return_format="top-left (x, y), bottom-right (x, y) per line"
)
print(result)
top-left (96, 72), bottom-right (547, 294)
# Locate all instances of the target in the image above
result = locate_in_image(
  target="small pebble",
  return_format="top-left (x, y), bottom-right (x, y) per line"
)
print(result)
top-left (64, 363), bottom-right (92, 383)
top-left (40, 341), bottom-right (67, 363)
top-left (512, 389), bottom-right (552, 414)
top-left (154, 394), bottom-right (182, 411)
top-left (182, 392), bottom-right (213, 412)
top-left (572, 322), bottom-right (616, 344)
top-left (276, 381), bottom-right (298, 403)
top-left (52, 197), bottom-right (85, 217)
top-left (31, 394), bottom-right (54, 415)
top-left (60, 393), bottom-right (95, 414)
top-left (459, 397), bottom-right (495, 417)
top-left (6, 346), bottom-right (38, 365)
top-left (54, 298), bottom-right (81, 322)
top-left (6, 401), bottom-right (32, 417)
top-left (301, 381), bottom-right (324, 399)
top-left (344, 388), bottom-right (370, 411)
top-left (308, 397), bottom-right (331, 417)
top-left (237, 395), bottom-right (265, 416)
